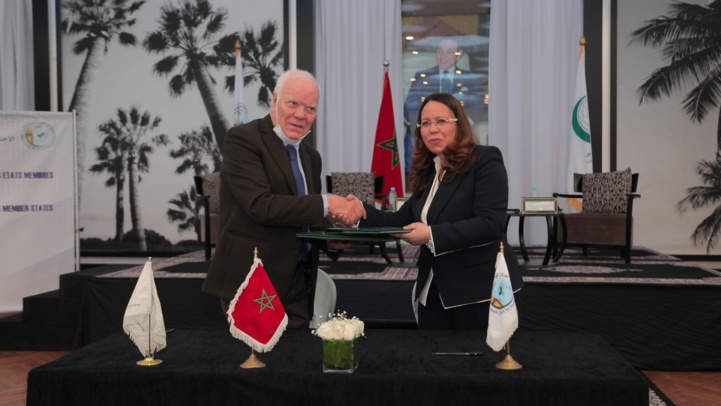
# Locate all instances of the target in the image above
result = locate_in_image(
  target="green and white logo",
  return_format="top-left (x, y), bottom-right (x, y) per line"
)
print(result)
top-left (572, 96), bottom-right (591, 143)
top-left (22, 122), bottom-right (56, 150)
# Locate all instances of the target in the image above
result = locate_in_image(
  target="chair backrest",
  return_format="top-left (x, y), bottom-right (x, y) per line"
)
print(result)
top-left (374, 175), bottom-right (384, 196)
top-left (575, 170), bottom-right (638, 214)
top-left (330, 172), bottom-right (376, 205)
top-left (196, 172), bottom-right (220, 214)
top-left (574, 172), bottom-right (639, 194)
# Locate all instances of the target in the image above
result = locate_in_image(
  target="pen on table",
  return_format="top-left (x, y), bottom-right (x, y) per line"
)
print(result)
top-left (432, 352), bottom-right (483, 356)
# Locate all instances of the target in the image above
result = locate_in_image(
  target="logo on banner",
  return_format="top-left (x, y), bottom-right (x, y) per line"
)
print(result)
top-left (22, 123), bottom-right (56, 150)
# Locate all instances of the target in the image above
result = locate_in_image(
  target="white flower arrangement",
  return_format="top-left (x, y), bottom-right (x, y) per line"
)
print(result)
top-left (313, 311), bottom-right (365, 341)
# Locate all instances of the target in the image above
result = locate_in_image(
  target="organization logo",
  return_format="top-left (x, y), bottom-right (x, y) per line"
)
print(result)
top-left (572, 95), bottom-right (591, 143)
top-left (22, 122), bottom-right (56, 150)
top-left (490, 277), bottom-right (514, 310)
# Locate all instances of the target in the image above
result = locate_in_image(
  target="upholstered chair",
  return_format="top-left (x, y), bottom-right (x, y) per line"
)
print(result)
top-left (553, 169), bottom-right (640, 263)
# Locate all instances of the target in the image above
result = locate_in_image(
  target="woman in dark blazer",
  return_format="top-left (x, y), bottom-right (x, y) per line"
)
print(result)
top-left (360, 92), bottom-right (522, 330)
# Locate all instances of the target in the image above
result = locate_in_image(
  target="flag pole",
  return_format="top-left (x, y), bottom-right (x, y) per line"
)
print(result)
top-left (240, 248), bottom-right (267, 369)
top-left (137, 257), bottom-right (163, 366)
top-left (495, 340), bottom-right (522, 370)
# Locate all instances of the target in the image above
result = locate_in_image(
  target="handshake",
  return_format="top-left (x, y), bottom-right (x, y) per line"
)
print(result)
top-left (327, 194), bottom-right (367, 226)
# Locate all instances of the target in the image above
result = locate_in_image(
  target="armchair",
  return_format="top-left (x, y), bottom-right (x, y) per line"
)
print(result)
top-left (194, 173), bottom-right (221, 260)
top-left (553, 169), bottom-right (640, 263)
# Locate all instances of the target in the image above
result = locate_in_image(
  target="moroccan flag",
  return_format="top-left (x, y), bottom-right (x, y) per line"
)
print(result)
top-left (486, 244), bottom-right (518, 352)
top-left (123, 259), bottom-right (167, 357)
top-left (227, 257), bottom-right (287, 352)
top-left (232, 39), bottom-right (249, 126)
top-left (566, 36), bottom-right (593, 211)
top-left (371, 69), bottom-right (404, 197)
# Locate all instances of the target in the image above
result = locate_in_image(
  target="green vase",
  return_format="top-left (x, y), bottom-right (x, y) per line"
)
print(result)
top-left (322, 338), bottom-right (359, 373)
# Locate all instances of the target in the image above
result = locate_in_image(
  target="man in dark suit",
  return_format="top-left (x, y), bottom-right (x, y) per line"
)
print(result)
top-left (403, 37), bottom-right (485, 176)
top-left (202, 69), bottom-right (365, 328)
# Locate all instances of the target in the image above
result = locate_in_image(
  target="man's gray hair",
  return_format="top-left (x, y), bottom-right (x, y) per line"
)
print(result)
top-left (274, 69), bottom-right (320, 97)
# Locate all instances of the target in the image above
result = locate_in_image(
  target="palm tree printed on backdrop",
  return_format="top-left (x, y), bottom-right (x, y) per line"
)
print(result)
top-left (101, 107), bottom-right (170, 251)
top-left (629, 0), bottom-right (721, 253)
top-left (677, 154), bottom-right (721, 253)
top-left (169, 125), bottom-right (221, 176)
top-left (222, 21), bottom-right (284, 109)
top-left (166, 125), bottom-right (221, 238)
top-left (143, 0), bottom-right (238, 150)
top-left (167, 186), bottom-right (202, 240)
top-left (61, 0), bottom-right (146, 205)
top-left (89, 120), bottom-right (130, 242)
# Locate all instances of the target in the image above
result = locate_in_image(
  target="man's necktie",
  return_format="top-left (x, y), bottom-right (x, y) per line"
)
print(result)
top-left (285, 145), bottom-right (306, 196)
top-left (441, 70), bottom-right (452, 93)
top-left (285, 145), bottom-right (309, 261)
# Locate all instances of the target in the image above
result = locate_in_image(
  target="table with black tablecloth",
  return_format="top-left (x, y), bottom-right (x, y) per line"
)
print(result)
top-left (28, 328), bottom-right (648, 406)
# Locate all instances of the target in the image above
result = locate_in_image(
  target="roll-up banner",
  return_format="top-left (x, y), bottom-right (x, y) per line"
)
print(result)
top-left (0, 111), bottom-right (77, 312)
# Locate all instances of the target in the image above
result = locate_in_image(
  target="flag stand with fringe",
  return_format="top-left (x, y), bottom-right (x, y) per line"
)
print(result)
top-left (241, 349), bottom-right (265, 369)
top-left (485, 243), bottom-right (522, 370)
top-left (496, 341), bottom-right (522, 371)
top-left (123, 257), bottom-right (165, 366)
top-left (136, 319), bottom-right (163, 367)
top-left (227, 248), bottom-right (288, 369)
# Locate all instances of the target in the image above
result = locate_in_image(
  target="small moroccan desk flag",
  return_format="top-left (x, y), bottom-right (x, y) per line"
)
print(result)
top-left (486, 243), bottom-right (519, 352)
top-left (227, 255), bottom-right (288, 352)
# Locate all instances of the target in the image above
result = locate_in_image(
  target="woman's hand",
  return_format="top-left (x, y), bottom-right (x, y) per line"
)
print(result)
top-left (394, 222), bottom-right (431, 246)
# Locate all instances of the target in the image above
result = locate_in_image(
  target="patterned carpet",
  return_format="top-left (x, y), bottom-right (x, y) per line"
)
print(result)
top-left (98, 242), bottom-right (420, 280)
top-left (97, 243), bottom-right (721, 292)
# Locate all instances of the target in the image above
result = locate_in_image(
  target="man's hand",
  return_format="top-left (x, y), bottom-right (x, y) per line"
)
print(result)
top-left (328, 194), bottom-right (366, 226)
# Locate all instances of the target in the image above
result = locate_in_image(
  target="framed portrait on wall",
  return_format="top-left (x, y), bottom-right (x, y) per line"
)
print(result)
top-left (401, 2), bottom-right (491, 156)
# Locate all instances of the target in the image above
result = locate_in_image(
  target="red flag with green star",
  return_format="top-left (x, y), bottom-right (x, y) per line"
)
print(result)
top-left (227, 257), bottom-right (287, 352)
top-left (371, 69), bottom-right (404, 197)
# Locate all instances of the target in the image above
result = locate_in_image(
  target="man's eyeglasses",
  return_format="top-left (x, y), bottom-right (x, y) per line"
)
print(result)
top-left (416, 118), bottom-right (458, 129)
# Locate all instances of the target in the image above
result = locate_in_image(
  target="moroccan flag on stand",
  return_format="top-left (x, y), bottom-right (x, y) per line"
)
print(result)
top-left (227, 256), bottom-right (287, 352)
top-left (232, 39), bottom-right (249, 126)
top-left (486, 243), bottom-right (518, 352)
top-left (371, 66), bottom-right (404, 197)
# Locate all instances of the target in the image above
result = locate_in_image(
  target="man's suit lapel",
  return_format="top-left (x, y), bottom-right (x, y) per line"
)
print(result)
top-left (298, 144), bottom-right (318, 194)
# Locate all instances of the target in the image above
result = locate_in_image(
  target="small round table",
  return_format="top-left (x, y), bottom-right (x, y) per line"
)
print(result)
top-left (505, 209), bottom-right (567, 266)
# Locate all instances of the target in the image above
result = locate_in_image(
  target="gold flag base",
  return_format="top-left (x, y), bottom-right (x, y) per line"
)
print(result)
top-left (240, 352), bottom-right (266, 369)
top-left (496, 354), bottom-right (522, 370)
top-left (136, 356), bottom-right (163, 366)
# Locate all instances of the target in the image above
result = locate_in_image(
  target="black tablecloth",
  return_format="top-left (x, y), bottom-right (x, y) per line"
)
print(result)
top-left (29, 328), bottom-right (648, 406)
